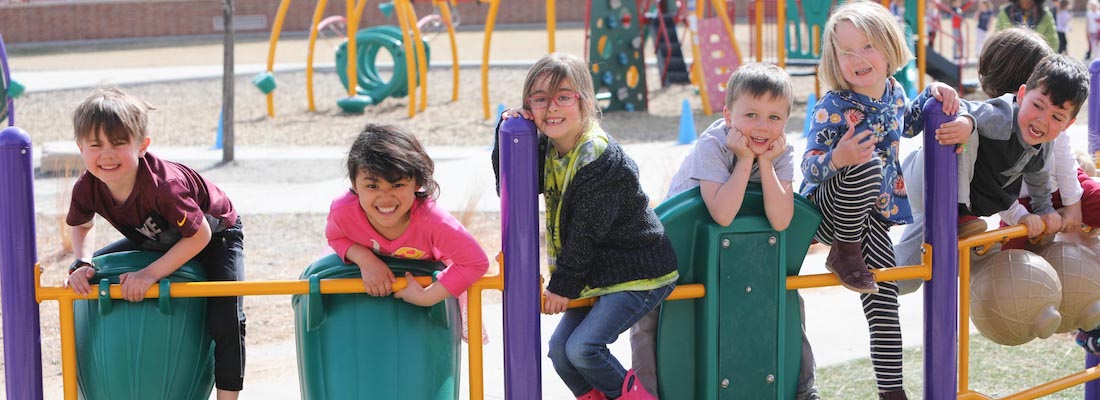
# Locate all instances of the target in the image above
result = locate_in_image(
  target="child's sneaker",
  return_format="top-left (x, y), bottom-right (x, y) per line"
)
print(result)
top-left (1076, 329), bottom-right (1100, 355)
top-left (958, 215), bottom-right (988, 238)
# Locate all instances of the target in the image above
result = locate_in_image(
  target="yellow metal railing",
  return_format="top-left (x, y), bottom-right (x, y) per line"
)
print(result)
top-left (787, 243), bottom-right (933, 290)
top-left (37, 252), bottom-right (705, 400)
top-left (785, 222), bottom-right (1100, 399)
top-left (955, 226), bottom-right (1100, 399)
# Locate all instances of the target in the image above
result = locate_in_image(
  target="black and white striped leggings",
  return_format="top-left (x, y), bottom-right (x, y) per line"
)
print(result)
top-left (811, 159), bottom-right (904, 392)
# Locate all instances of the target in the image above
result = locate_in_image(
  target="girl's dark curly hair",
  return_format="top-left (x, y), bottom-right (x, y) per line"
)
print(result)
top-left (346, 123), bottom-right (439, 200)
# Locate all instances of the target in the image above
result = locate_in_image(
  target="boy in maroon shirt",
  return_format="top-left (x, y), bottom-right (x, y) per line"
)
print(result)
top-left (63, 87), bottom-right (246, 399)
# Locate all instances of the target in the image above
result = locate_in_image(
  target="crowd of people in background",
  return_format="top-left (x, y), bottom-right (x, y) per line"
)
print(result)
top-left (893, 0), bottom-right (1100, 62)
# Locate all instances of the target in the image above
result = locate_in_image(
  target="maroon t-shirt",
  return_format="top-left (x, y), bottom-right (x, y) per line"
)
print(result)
top-left (66, 153), bottom-right (237, 251)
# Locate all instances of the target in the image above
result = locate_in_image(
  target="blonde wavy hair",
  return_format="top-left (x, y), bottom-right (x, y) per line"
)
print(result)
top-left (819, 0), bottom-right (913, 92)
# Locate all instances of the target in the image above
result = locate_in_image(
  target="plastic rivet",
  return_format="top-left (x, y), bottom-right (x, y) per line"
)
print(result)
top-left (768, 236), bottom-right (777, 245)
top-left (513, 138), bottom-right (519, 143)
top-left (99, 290), bottom-right (106, 296)
top-left (766, 374), bottom-right (775, 383)
top-left (721, 378), bottom-right (729, 388)
top-left (745, 286), bottom-right (751, 293)
top-left (721, 239), bottom-right (730, 248)
top-left (21, 149), bottom-right (27, 154)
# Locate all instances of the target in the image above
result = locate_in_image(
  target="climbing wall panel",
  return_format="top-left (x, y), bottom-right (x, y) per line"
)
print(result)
top-left (589, 0), bottom-right (648, 112)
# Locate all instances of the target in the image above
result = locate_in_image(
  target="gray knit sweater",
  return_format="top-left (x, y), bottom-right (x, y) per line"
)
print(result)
top-left (492, 133), bottom-right (678, 298)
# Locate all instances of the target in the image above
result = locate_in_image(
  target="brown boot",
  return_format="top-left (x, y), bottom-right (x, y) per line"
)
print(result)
top-left (825, 240), bottom-right (879, 294)
top-left (879, 390), bottom-right (908, 400)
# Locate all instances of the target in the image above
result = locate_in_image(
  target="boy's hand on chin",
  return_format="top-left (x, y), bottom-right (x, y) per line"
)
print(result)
top-left (758, 134), bottom-right (787, 163)
top-left (726, 129), bottom-right (755, 160)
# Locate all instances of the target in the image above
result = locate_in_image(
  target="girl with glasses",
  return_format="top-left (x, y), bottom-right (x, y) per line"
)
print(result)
top-left (491, 52), bottom-right (678, 399)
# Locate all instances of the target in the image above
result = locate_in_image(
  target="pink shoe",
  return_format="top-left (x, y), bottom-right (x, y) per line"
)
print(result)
top-left (577, 388), bottom-right (608, 400)
top-left (620, 369), bottom-right (657, 399)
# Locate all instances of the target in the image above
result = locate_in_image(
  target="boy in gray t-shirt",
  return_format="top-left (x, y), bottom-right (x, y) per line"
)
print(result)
top-left (665, 117), bottom-right (795, 201)
top-left (630, 63), bottom-right (818, 399)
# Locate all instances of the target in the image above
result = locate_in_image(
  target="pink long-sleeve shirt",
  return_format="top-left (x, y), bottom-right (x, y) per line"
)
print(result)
top-left (325, 191), bottom-right (489, 297)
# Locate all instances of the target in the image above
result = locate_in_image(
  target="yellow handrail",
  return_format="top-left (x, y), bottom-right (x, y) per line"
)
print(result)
top-left (787, 243), bottom-right (932, 290)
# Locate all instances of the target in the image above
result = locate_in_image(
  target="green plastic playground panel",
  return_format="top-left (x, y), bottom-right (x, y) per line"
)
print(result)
top-left (654, 184), bottom-right (822, 399)
top-left (335, 25), bottom-right (431, 104)
top-left (588, 0), bottom-right (648, 112)
top-left (785, 0), bottom-right (835, 60)
top-left (717, 232), bottom-right (802, 399)
top-left (74, 251), bottom-right (214, 400)
top-left (292, 254), bottom-right (460, 400)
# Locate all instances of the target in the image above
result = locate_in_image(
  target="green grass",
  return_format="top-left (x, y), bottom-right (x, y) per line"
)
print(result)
top-left (817, 332), bottom-right (1091, 399)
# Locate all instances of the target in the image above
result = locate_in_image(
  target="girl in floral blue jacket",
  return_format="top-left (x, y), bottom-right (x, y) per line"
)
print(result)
top-left (800, 2), bottom-right (970, 399)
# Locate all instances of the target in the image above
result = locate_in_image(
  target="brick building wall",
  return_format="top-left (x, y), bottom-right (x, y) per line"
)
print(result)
top-left (0, 0), bottom-right (588, 44)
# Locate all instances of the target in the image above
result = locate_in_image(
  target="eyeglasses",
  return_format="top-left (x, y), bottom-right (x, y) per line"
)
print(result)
top-left (526, 92), bottom-right (581, 109)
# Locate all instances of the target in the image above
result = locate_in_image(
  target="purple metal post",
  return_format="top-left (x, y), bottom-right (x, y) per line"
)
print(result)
top-left (0, 33), bottom-right (14, 126)
top-left (1089, 59), bottom-right (1100, 158)
top-left (1089, 58), bottom-right (1100, 400)
top-left (0, 126), bottom-right (43, 399)
top-left (499, 117), bottom-right (541, 399)
top-left (921, 100), bottom-right (959, 399)
top-left (1085, 353), bottom-right (1100, 399)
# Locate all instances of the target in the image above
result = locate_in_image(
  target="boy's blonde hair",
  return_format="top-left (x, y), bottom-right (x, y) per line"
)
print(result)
top-left (73, 86), bottom-right (155, 144)
top-left (521, 52), bottom-right (600, 131)
top-left (724, 62), bottom-right (794, 112)
top-left (819, 0), bottom-right (912, 92)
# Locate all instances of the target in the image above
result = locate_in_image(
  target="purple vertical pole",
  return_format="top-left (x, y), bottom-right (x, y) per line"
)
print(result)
top-left (1089, 59), bottom-right (1100, 158)
top-left (0, 126), bottom-right (43, 400)
top-left (922, 100), bottom-right (959, 399)
top-left (499, 117), bottom-right (541, 399)
top-left (0, 32), bottom-right (15, 126)
top-left (1085, 353), bottom-right (1100, 399)
top-left (1089, 59), bottom-right (1100, 400)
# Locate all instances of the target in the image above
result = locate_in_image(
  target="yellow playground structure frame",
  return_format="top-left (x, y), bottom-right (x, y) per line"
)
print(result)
top-left (262, 0), bottom-right (457, 118)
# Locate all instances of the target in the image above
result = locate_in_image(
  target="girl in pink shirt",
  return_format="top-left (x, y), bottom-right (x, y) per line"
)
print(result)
top-left (325, 123), bottom-right (489, 306)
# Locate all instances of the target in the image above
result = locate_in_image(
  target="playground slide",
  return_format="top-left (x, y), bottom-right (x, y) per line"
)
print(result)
top-left (924, 45), bottom-right (963, 91)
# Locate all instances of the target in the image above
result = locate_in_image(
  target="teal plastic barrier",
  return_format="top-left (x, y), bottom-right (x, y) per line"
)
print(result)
top-left (292, 254), bottom-right (460, 400)
top-left (655, 184), bottom-right (822, 399)
top-left (74, 251), bottom-right (214, 400)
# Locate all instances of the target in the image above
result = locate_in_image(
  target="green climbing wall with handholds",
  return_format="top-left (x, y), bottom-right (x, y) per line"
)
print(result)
top-left (654, 184), bottom-right (822, 399)
top-left (588, 0), bottom-right (647, 112)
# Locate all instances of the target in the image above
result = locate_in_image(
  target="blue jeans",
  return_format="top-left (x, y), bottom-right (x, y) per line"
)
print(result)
top-left (548, 283), bottom-right (674, 397)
